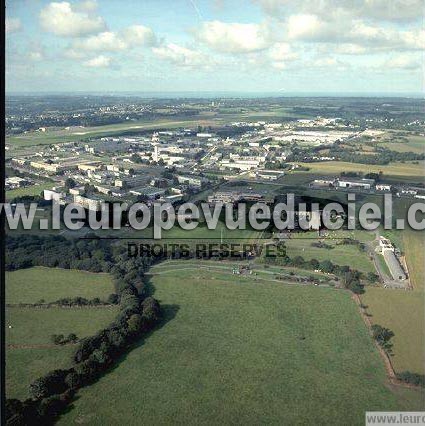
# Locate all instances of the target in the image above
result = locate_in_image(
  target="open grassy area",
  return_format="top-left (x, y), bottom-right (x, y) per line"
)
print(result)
top-left (6, 117), bottom-right (223, 148)
top-left (6, 346), bottom-right (75, 400)
top-left (361, 288), bottom-right (425, 375)
top-left (95, 220), bottom-right (262, 244)
top-left (284, 230), bottom-right (376, 274)
top-left (294, 161), bottom-right (425, 182)
top-left (6, 267), bottom-right (114, 304)
top-left (59, 266), bottom-right (420, 424)
top-left (5, 306), bottom-right (117, 400)
top-left (6, 307), bottom-right (118, 346)
top-left (6, 182), bottom-right (53, 200)
top-left (379, 132), bottom-right (424, 154)
top-left (360, 197), bottom-right (425, 376)
top-left (5, 267), bottom-right (118, 400)
top-left (163, 221), bottom-right (261, 242)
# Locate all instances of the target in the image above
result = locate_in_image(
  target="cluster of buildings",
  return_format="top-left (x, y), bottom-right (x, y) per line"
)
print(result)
top-left (5, 176), bottom-right (31, 190)
top-left (207, 190), bottom-right (275, 205)
top-left (310, 176), bottom-right (425, 198)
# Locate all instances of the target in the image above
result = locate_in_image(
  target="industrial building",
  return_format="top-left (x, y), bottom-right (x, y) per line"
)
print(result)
top-left (336, 178), bottom-right (375, 190)
top-left (383, 250), bottom-right (407, 281)
top-left (379, 236), bottom-right (407, 281)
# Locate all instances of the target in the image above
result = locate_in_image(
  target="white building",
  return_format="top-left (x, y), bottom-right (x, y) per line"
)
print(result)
top-left (376, 184), bottom-right (392, 191)
top-left (337, 178), bottom-right (375, 190)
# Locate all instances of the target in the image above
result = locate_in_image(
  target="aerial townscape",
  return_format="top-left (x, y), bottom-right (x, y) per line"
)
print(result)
top-left (4, 0), bottom-right (425, 425)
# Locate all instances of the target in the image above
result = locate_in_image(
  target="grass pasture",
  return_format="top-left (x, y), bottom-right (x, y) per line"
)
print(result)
top-left (6, 307), bottom-right (118, 346)
top-left (59, 266), bottom-right (420, 424)
top-left (6, 267), bottom-right (114, 304)
top-left (6, 346), bottom-right (75, 401)
top-left (5, 267), bottom-right (118, 400)
top-left (6, 305), bottom-right (118, 400)
top-left (361, 289), bottom-right (425, 375)
top-left (380, 132), bottom-right (424, 154)
top-left (284, 230), bottom-right (376, 274)
top-left (294, 161), bottom-right (425, 183)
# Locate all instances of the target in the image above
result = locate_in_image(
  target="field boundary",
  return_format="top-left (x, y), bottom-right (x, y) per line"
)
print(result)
top-left (354, 294), bottom-right (420, 389)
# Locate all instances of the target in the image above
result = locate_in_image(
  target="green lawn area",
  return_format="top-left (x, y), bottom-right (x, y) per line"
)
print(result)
top-left (284, 230), bottom-right (376, 274)
top-left (5, 267), bottom-right (118, 400)
top-left (6, 346), bottom-right (75, 400)
top-left (163, 221), bottom-right (261, 242)
top-left (105, 220), bottom-right (262, 243)
top-left (6, 267), bottom-right (114, 304)
top-left (6, 307), bottom-right (118, 346)
top-left (6, 307), bottom-right (117, 400)
top-left (380, 133), bottom-right (425, 154)
top-left (59, 266), bottom-right (420, 424)
top-left (376, 253), bottom-right (391, 278)
top-left (6, 182), bottom-right (53, 200)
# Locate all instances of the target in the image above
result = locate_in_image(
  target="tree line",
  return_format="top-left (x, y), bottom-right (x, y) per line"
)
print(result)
top-left (5, 235), bottom-right (161, 425)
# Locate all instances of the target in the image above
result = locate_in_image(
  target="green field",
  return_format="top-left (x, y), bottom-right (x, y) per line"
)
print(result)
top-left (6, 267), bottom-right (114, 304)
top-left (380, 132), bottom-right (425, 154)
top-left (361, 289), bottom-right (425, 375)
top-left (6, 346), bottom-right (75, 401)
top-left (59, 266), bottom-right (421, 424)
top-left (6, 307), bottom-right (118, 346)
top-left (6, 117), bottom-right (223, 148)
top-left (360, 198), bottom-right (425, 376)
top-left (284, 230), bottom-right (376, 274)
top-left (294, 161), bottom-right (425, 182)
top-left (5, 267), bottom-right (118, 400)
top-left (6, 183), bottom-right (53, 200)
top-left (6, 305), bottom-right (117, 400)
top-left (96, 220), bottom-right (262, 243)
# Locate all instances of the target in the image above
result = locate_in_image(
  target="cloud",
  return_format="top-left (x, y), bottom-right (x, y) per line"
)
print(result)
top-left (287, 14), bottom-right (334, 41)
top-left (333, 44), bottom-right (368, 55)
top-left (6, 18), bottom-right (22, 33)
top-left (268, 42), bottom-right (297, 61)
top-left (271, 61), bottom-right (287, 70)
top-left (72, 32), bottom-right (127, 51)
top-left (75, 0), bottom-right (99, 12)
top-left (39, 1), bottom-right (106, 37)
top-left (120, 25), bottom-right (158, 47)
top-left (67, 25), bottom-right (157, 56)
top-left (195, 20), bottom-right (272, 53)
top-left (313, 57), bottom-right (341, 67)
top-left (383, 55), bottom-right (421, 70)
top-left (256, 0), bottom-right (422, 22)
top-left (63, 48), bottom-right (87, 59)
top-left (152, 43), bottom-right (210, 67)
top-left (285, 14), bottom-right (424, 52)
top-left (83, 55), bottom-right (112, 67)
top-left (29, 52), bottom-right (44, 61)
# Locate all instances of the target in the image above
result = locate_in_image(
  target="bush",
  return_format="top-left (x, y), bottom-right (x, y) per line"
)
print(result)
top-left (371, 324), bottom-right (394, 353)
top-left (396, 371), bottom-right (425, 387)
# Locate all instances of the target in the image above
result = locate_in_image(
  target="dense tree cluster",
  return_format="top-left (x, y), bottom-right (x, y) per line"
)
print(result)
top-left (262, 250), bottom-right (368, 293)
top-left (395, 371), bottom-right (425, 387)
top-left (51, 333), bottom-right (78, 345)
top-left (371, 324), bottom-right (394, 354)
top-left (5, 235), bottom-right (154, 279)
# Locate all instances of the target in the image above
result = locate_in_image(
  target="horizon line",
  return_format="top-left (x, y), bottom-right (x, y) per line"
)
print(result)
top-left (5, 90), bottom-right (425, 99)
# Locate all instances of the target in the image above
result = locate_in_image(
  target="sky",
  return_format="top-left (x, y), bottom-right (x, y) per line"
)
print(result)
top-left (5, 0), bottom-right (425, 94)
